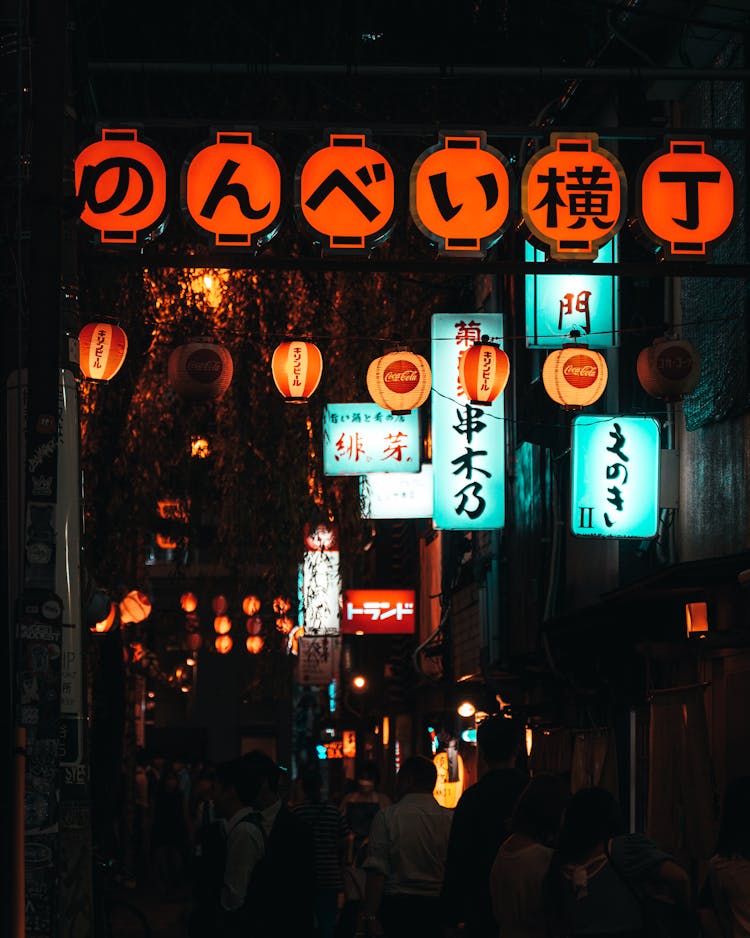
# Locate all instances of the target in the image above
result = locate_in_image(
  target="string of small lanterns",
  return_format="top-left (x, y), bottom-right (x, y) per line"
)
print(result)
top-left (78, 320), bottom-right (703, 412)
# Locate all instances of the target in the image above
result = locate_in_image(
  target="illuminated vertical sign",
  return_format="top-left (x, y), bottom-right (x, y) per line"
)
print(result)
top-left (323, 404), bottom-right (420, 475)
top-left (571, 415), bottom-right (661, 538)
top-left (525, 238), bottom-right (619, 348)
top-left (302, 524), bottom-right (341, 634)
top-left (431, 314), bottom-right (505, 529)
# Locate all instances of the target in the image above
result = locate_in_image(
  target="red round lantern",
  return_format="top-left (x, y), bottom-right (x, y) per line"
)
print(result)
top-left (637, 337), bottom-right (701, 402)
top-left (78, 322), bottom-right (128, 381)
top-left (91, 601), bottom-right (117, 634)
top-left (542, 346), bottom-right (608, 411)
top-left (276, 616), bottom-right (294, 635)
top-left (271, 341), bottom-right (323, 403)
top-left (180, 591), bottom-right (198, 613)
top-left (215, 634), bottom-right (233, 655)
top-left (168, 337), bottom-right (233, 401)
top-left (242, 595), bottom-right (261, 616)
top-left (213, 615), bottom-right (231, 635)
top-left (185, 632), bottom-right (203, 652)
top-left (458, 339), bottom-right (510, 405)
top-left (184, 612), bottom-right (200, 632)
top-left (246, 635), bottom-right (264, 654)
top-left (366, 350), bottom-right (432, 414)
top-left (246, 615), bottom-right (263, 636)
top-left (119, 590), bottom-right (152, 625)
top-left (211, 594), bottom-right (228, 615)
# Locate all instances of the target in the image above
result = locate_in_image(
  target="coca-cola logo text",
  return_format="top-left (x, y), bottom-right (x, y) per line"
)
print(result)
top-left (186, 348), bottom-right (223, 383)
top-left (384, 359), bottom-right (420, 393)
top-left (563, 354), bottom-right (599, 389)
top-left (656, 348), bottom-right (693, 380)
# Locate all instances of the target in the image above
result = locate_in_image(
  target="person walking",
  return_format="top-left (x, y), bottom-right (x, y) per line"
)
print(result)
top-left (489, 773), bottom-right (569, 938)
top-left (442, 714), bottom-right (528, 938)
top-left (293, 767), bottom-right (351, 938)
top-left (543, 786), bottom-right (691, 938)
top-left (358, 755), bottom-right (453, 938)
top-left (699, 775), bottom-right (750, 938)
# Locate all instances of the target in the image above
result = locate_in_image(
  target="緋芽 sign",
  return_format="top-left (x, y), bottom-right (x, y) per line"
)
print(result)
top-left (323, 404), bottom-right (420, 476)
top-left (431, 314), bottom-right (505, 529)
top-left (571, 415), bottom-right (661, 538)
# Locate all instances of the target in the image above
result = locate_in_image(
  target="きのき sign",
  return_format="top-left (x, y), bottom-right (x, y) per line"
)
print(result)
top-left (431, 314), bottom-right (505, 530)
top-left (323, 404), bottom-right (420, 475)
top-left (342, 589), bottom-right (416, 634)
top-left (571, 415), bottom-right (661, 538)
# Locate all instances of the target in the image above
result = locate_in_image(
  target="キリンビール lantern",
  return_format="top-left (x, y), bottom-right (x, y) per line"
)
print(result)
top-left (637, 336), bottom-right (701, 402)
top-left (542, 346), bottom-right (608, 411)
top-left (79, 322), bottom-right (128, 381)
top-left (366, 350), bottom-right (432, 414)
top-left (458, 338), bottom-right (510, 405)
top-left (271, 341), bottom-right (323, 403)
top-left (168, 337), bottom-right (233, 401)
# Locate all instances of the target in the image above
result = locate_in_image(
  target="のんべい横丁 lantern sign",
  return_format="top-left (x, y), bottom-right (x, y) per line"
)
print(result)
top-left (410, 131), bottom-right (512, 258)
top-left (571, 415), bottom-right (661, 538)
top-left (636, 138), bottom-right (736, 259)
top-left (522, 133), bottom-right (626, 261)
top-left (75, 127), bottom-right (168, 245)
top-left (181, 129), bottom-right (283, 249)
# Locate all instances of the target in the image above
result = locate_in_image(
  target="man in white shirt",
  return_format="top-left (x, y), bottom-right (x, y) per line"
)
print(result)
top-left (360, 755), bottom-right (453, 938)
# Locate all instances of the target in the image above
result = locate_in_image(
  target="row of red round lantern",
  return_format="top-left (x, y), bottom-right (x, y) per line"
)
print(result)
top-left (79, 322), bottom-right (702, 410)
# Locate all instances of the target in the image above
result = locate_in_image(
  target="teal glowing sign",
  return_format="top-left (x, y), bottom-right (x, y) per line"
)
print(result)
top-left (323, 404), bottom-right (420, 475)
top-left (431, 314), bottom-right (505, 529)
top-left (571, 415), bottom-right (661, 538)
top-left (525, 238), bottom-right (618, 348)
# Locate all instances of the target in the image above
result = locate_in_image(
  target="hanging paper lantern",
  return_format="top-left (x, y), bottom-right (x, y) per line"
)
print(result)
top-left (184, 612), bottom-right (200, 632)
top-left (168, 337), bottom-right (233, 401)
top-left (215, 634), bottom-right (233, 654)
top-left (211, 594), bottom-right (228, 615)
top-left (119, 590), bottom-right (152, 624)
top-left (542, 346), bottom-right (608, 411)
top-left (272, 596), bottom-right (291, 614)
top-left (91, 601), bottom-right (117, 634)
top-left (78, 321), bottom-right (128, 381)
top-left (458, 338), bottom-right (510, 405)
top-left (213, 615), bottom-right (232, 635)
top-left (242, 595), bottom-right (261, 616)
top-left (185, 632), bottom-right (203, 652)
top-left (246, 635), bottom-right (264, 654)
top-left (367, 350), bottom-right (432, 414)
top-left (637, 336), bottom-right (701, 402)
top-left (276, 615), bottom-right (294, 635)
top-left (180, 591), bottom-right (198, 613)
top-left (271, 341), bottom-right (323, 403)
top-left (246, 615), bottom-right (263, 636)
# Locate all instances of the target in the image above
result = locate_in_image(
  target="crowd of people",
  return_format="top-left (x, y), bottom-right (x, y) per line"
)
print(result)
top-left (127, 717), bottom-right (750, 937)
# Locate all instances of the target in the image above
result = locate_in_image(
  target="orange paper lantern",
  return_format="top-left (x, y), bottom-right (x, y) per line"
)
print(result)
top-left (215, 634), bottom-right (233, 654)
top-left (271, 341), bottom-right (323, 403)
top-left (246, 635), bottom-right (264, 654)
top-left (366, 350), bottom-right (432, 414)
top-left (119, 590), bottom-right (152, 624)
top-left (242, 595), bottom-right (261, 616)
top-left (186, 632), bottom-right (203, 652)
top-left (246, 615), bottom-right (263, 635)
top-left (213, 615), bottom-right (232, 635)
top-left (168, 337), bottom-right (233, 401)
top-left (91, 602), bottom-right (117, 634)
top-left (79, 322), bottom-right (128, 381)
top-left (180, 592), bottom-right (198, 613)
top-left (212, 594), bottom-right (228, 615)
top-left (542, 346), bottom-right (608, 411)
top-left (637, 337), bottom-right (701, 402)
top-left (458, 339), bottom-right (510, 405)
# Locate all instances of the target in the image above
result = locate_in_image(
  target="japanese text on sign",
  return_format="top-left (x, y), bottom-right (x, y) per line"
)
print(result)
top-left (323, 404), bottom-right (420, 476)
top-left (342, 589), bottom-right (416, 634)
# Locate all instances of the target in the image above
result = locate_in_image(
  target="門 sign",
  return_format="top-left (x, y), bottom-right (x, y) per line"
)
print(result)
top-left (571, 415), bottom-right (661, 538)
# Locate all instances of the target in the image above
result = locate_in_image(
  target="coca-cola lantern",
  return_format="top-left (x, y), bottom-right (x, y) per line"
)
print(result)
top-left (271, 340), bottom-right (323, 402)
top-left (168, 337), bottom-right (233, 401)
top-left (366, 350), bottom-right (432, 414)
top-left (79, 321), bottom-right (128, 381)
top-left (458, 338), bottom-right (510, 405)
top-left (637, 337), bottom-right (701, 402)
top-left (542, 346), bottom-right (608, 410)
